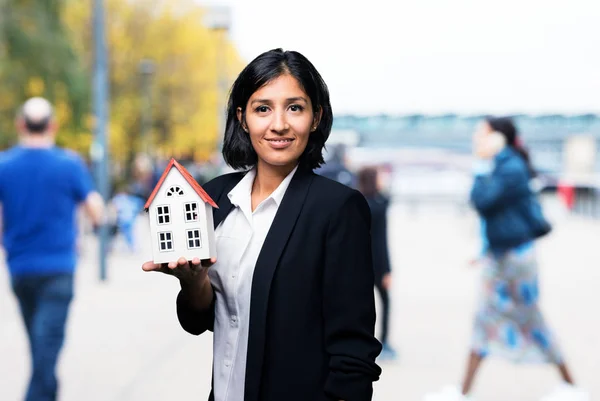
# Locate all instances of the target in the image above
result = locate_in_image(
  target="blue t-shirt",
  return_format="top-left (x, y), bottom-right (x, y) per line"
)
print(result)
top-left (0, 146), bottom-right (94, 277)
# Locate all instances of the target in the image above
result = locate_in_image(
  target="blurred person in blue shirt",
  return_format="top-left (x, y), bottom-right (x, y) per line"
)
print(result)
top-left (108, 181), bottom-right (144, 252)
top-left (0, 98), bottom-right (104, 401)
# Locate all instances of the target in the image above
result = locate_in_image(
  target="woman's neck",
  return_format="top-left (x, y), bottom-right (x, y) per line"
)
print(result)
top-left (251, 161), bottom-right (297, 210)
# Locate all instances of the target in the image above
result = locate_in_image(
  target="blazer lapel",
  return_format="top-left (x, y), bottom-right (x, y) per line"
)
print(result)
top-left (213, 196), bottom-right (234, 229)
top-left (244, 168), bottom-right (314, 401)
top-left (212, 174), bottom-right (242, 228)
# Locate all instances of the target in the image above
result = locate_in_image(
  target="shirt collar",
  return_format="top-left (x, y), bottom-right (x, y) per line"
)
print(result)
top-left (228, 168), bottom-right (256, 208)
top-left (269, 165), bottom-right (298, 206)
top-left (227, 165), bottom-right (298, 208)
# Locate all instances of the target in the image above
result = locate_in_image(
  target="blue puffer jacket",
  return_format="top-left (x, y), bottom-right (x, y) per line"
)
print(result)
top-left (470, 148), bottom-right (533, 252)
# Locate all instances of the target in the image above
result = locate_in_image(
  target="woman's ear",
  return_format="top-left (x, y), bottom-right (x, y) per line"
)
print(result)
top-left (236, 107), bottom-right (248, 132)
top-left (311, 107), bottom-right (323, 132)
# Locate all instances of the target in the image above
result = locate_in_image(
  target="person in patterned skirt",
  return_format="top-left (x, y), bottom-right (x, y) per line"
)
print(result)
top-left (424, 117), bottom-right (588, 401)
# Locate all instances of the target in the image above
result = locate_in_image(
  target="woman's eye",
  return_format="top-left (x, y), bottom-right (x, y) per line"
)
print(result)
top-left (289, 104), bottom-right (304, 112)
top-left (256, 105), bottom-right (269, 113)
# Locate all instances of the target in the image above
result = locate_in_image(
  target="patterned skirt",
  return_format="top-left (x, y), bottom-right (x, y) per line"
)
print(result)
top-left (471, 244), bottom-right (563, 363)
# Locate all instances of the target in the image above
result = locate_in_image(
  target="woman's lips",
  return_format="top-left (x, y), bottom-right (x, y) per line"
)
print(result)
top-left (265, 138), bottom-right (295, 149)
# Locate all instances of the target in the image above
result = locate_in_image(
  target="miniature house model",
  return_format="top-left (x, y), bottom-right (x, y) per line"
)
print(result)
top-left (144, 159), bottom-right (218, 264)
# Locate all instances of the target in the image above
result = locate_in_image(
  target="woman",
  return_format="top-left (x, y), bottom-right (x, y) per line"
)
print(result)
top-left (142, 49), bottom-right (382, 401)
top-left (425, 117), bottom-right (587, 401)
top-left (357, 166), bottom-right (397, 360)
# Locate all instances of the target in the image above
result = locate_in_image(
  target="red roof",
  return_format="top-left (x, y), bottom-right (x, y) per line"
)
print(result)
top-left (144, 158), bottom-right (218, 210)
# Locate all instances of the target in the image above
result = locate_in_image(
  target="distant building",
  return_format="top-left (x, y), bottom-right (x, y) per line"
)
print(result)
top-left (332, 114), bottom-right (600, 173)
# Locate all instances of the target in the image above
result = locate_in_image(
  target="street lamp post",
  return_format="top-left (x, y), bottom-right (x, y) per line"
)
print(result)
top-left (203, 6), bottom-right (231, 150)
top-left (139, 59), bottom-right (155, 156)
top-left (93, 0), bottom-right (110, 281)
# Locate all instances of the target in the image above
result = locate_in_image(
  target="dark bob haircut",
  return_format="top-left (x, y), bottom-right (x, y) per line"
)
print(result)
top-left (222, 48), bottom-right (333, 171)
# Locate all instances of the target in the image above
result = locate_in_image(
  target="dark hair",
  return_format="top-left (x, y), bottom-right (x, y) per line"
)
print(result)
top-left (222, 48), bottom-right (333, 170)
top-left (486, 116), bottom-right (536, 177)
top-left (357, 166), bottom-right (379, 198)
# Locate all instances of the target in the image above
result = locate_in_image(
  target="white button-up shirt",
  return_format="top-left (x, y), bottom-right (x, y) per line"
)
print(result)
top-left (208, 165), bottom-right (298, 401)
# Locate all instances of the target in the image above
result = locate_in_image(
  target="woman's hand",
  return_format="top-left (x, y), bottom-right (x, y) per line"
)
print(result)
top-left (142, 256), bottom-right (215, 283)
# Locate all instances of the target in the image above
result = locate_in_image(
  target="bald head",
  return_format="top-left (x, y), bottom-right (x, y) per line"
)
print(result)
top-left (18, 97), bottom-right (55, 135)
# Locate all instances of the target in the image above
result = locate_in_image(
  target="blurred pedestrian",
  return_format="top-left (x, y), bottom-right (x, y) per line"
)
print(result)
top-left (108, 181), bottom-right (144, 252)
top-left (130, 153), bottom-right (156, 199)
top-left (358, 166), bottom-right (398, 361)
top-left (424, 117), bottom-right (588, 401)
top-left (315, 143), bottom-right (357, 188)
top-left (0, 97), bottom-right (104, 401)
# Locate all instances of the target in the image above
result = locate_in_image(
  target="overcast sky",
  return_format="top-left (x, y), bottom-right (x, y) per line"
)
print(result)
top-left (201, 0), bottom-right (600, 115)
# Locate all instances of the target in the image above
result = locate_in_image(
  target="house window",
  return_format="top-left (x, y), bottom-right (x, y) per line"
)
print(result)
top-left (158, 232), bottom-right (173, 252)
top-left (167, 186), bottom-right (184, 197)
top-left (184, 202), bottom-right (199, 222)
top-left (186, 229), bottom-right (201, 249)
top-left (157, 205), bottom-right (170, 225)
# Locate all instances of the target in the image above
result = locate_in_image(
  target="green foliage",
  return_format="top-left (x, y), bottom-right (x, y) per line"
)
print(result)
top-left (0, 0), bottom-right (89, 149)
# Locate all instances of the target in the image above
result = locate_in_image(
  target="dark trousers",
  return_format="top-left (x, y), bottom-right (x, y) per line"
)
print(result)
top-left (11, 273), bottom-right (74, 401)
top-left (375, 280), bottom-right (390, 345)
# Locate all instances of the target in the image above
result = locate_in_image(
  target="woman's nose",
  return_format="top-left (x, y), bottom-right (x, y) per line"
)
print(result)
top-left (270, 111), bottom-right (289, 132)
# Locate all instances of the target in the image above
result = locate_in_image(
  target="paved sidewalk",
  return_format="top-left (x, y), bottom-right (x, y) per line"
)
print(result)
top-left (1, 203), bottom-right (598, 401)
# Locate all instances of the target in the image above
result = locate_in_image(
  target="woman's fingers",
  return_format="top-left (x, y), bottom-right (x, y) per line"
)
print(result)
top-left (201, 257), bottom-right (217, 268)
top-left (190, 258), bottom-right (202, 271)
top-left (142, 261), bottom-right (161, 272)
top-left (165, 257), bottom-right (187, 269)
top-left (142, 257), bottom-right (214, 276)
top-left (167, 258), bottom-right (187, 272)
top-left (142, 261), bottom-right (173, 275)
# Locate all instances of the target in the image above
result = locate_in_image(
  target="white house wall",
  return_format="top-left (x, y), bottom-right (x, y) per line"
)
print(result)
top-left (205, 202), bottom-right (217, 258)
top-left (148, 168), bottom-right (215, 263)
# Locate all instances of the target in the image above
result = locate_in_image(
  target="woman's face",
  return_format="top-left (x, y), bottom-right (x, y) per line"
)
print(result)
top-left (238, 73), bottom-right (319, 171)
top-left (473, 120), bottom-right (506, 159)
top-left (472, 120), bottom-right (493, 150)
top-left (474, 121), bottom-right (494, 138)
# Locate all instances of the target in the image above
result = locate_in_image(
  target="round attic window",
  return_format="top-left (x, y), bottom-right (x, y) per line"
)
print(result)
top-left (167, 186), bottom-right (184, 197)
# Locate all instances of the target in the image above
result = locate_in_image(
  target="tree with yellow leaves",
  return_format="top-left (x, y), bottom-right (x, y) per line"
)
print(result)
top-left (63, 0), bottom-right (244, 168)
top-left (1, 0), bottom-right (243, 174)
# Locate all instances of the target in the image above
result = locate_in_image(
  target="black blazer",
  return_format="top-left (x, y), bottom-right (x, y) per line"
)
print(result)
top-left (176, 167), bottom-right (382, 401)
